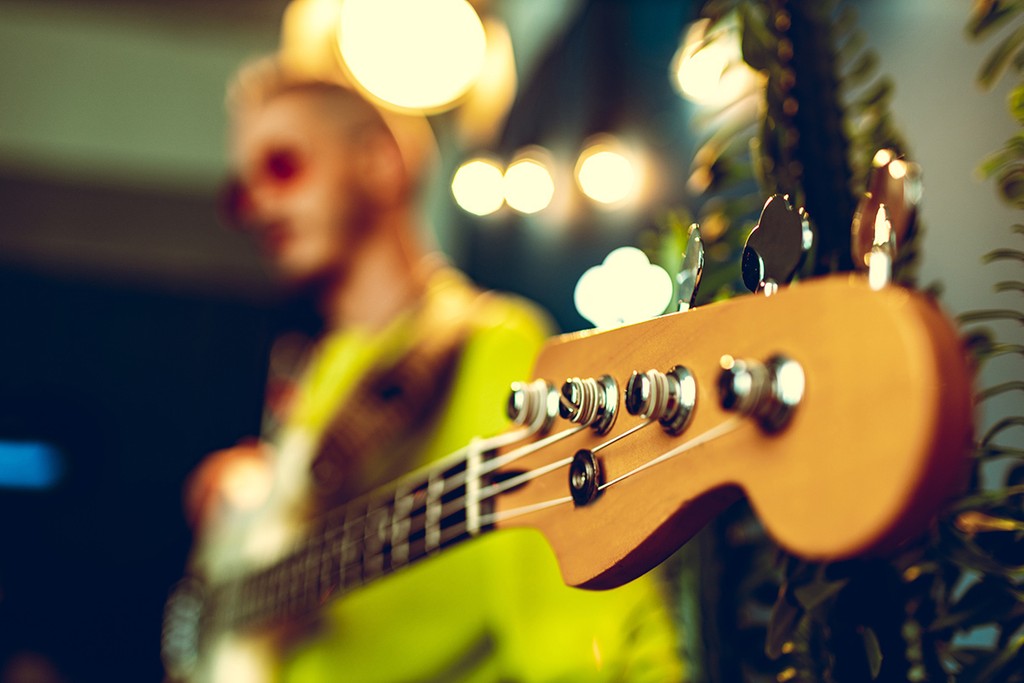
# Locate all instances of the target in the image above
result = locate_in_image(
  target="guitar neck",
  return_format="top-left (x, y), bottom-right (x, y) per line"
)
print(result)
top-left (206, 447), bottom-right (498, 634)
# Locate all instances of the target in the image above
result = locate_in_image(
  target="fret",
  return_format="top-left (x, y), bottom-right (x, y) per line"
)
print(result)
top-left (425, 470), bottom-right (444, 553)
top-left (341, 503), bottom-right (365, 590)
top-left (213, 446), bottom-right (508, 636)
top-left (319, 517), bottom-right (343, 602)
top-left (363, 502), bottom-right (391, 580)
top-left (301, 537), bottom-right (321, 613)
top-left (390, 485), bottom-right (415, 568)
top-left (466, 440), bottom-right (483, 536)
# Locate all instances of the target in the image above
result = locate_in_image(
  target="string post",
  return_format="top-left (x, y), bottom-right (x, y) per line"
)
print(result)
top-left (568, 449), bottom-right (602, 506)
top-left (718, 354), bottom-right (804, 432)
top-left (507, 379), bottom-right (558, 433)
top-left (625, 365), bottom-right (697, 435)
top-left (559, 375), bottom-right (619, 435)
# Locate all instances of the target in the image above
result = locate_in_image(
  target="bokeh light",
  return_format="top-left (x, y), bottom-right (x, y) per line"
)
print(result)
top-left (576, 138), bottom-right (638, 206)
top-left (574, 247), bottom-right (673, 328)
top-left (671, 17), bottom-right (761, 106)
top-left (504, 153), bottom-right (555, 214)
top-left (338, 0), bottom-right (487, 112)
top-left (452, 158), bottom-right (505, 216)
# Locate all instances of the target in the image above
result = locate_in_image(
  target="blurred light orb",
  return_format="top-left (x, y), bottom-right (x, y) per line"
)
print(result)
top-left (574, 246), bottom-right (673, 328)
top-left (452, 158), bottom-right (505, 216)
top-left (504, 156), bottom-right (554, 214)
top-left (576, 140), bottom-right (637, 206)
top-left (671, 18), bottom-right (759, 106)
top-left (338, 0), bottom-right (487, 112)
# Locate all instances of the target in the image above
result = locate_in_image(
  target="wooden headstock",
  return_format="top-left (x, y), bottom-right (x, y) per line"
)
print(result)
top-left (495, 275), bottom-right (973, 589)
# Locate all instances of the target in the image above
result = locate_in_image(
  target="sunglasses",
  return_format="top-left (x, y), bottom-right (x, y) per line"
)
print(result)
top-left (219, 148), bottom-right (305, 230)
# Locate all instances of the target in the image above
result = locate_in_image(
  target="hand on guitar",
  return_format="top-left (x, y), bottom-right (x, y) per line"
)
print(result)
top-left (183, 440), bottom-right (273, 530)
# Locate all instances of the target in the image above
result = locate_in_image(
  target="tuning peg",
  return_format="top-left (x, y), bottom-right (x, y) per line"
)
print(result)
top-left (677, 224), bottom-right (704, 312)
top-left (559, 376), bottom-right (618, 435)
top-left (742, 195), bottom-right (813, 295)
top-left (850, 150), bottom-right (922, 289)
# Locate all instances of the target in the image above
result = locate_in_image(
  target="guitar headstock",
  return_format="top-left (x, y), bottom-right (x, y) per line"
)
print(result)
top-left (494, 275), bottom-right (973, 589)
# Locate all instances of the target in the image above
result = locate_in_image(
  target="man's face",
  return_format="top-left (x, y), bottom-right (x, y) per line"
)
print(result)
top-left (229, 90), bottom-right (367, 287)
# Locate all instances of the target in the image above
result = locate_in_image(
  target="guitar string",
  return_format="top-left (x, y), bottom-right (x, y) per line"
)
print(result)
top-left (481, 415), bottom-right (745, 525)
top-left (237, 419), bottom-right (745, 622)
top-left (334, 416), bottom-right (733, 571)
top-left (324, 418), bottom-right (648, 563)
top-left (314, 420), bottom-right (582, 540)
top-left (317, 423), bottom-right (588, 553)
top-left (339, 415), bottom-right (748, 576)
top-left (230, 423), bottom-right (583, 621)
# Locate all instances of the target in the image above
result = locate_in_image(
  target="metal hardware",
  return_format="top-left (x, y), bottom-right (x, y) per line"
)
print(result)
top-left (625, 365), bottom-right (697, 435)
top-left (677, 224), bottom-right (705, 312)
top-left (507, 379), bottom-right (559, 432)
top-left (161, 577), bottom-right (205, 681)
top-left (742, 195), bottom-right (813, 295)
top-left (559, 375), bottom-right (618, 434)
top-left (569, 449), bottom-right (602, 506)
top-left (718, 354), bottom-right (805, 432)
top-left (851, 149), bottom-right (922, 289)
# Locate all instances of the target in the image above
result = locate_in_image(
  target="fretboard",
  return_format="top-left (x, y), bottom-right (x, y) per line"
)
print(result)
top-left (203, 450), bottom-right (498, 637)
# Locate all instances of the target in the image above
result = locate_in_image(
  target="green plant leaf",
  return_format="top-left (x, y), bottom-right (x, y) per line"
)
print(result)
top-left (958, 309), bottom-right (1024, 326)
top-left (984, 247), bottom-right (1024, 263)
top-left (861, 626), bottom-right (883, 679)
top-left (792, 578), bottom-right (849, 611)
top-left (979, 24), bottom-right (1024, 90)
top-left (967, 0), bottom-right (1024, 39)
top-left (981, 416), bottom-right (1024, 446)
top-left (995, 280), bottom-right (1024, 293)
top-left (975, 380), bottom-right (1024, 402)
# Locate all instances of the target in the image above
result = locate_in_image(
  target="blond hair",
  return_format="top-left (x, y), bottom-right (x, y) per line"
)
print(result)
top-left (226, 55), bottom-right (437, 182)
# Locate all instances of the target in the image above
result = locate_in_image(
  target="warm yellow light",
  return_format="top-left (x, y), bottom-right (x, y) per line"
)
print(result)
top-left (452, 158), bottom-right (505, 216)
top-left (574, 247), bottom-right (673, 328)
top-left (576, 140), bottom-right (637, 206)
top-left (280, 0), bottom-right (345, 77)
top-left (337, 0), bottom-right (487, 112)
top-left (671, 18), bottom-right (760, 106)
top-left (504, 156), bottom-right (554, 214)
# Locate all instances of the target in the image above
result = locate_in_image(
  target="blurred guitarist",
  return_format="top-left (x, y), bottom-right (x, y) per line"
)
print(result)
top-left (181, 54), bottom-right (684, 682)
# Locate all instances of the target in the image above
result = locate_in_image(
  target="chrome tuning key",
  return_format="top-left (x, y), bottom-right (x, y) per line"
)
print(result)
top-left (718, 354), bottom-right (805, 432)
top-left (850, 149), bottom-right (922, 290)
top-left (507, 379), bottom-right (559, 432)
top-left (625, 366), bottom-right (697, 434)
top-left (677, 224), bottom-right (705, 312)
top-left (559, 376), bottom-right (618, 435)
top-left (742, 195), bottom-right (813, 296)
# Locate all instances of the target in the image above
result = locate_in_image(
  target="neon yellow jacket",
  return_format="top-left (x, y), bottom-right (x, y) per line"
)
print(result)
top-left (277, 268), bottom-right (684, 682)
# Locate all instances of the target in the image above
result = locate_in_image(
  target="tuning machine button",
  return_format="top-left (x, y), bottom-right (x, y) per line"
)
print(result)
top-left (507, 380), bottom-right (559, 432)
top-left (559, 375), bottom-right (618, 435)
top-left (742, 195), bottom-right (813, 295)
top-left (625, 366), bottom-right (697, 435)
top-left (850, 149), bottom-right (922, 289)
top-left (677, 224), bottom-right (705, 312)
top-left (718, 355), bottom-right (804, 432)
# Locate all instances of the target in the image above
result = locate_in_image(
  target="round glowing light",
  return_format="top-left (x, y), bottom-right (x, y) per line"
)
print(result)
top-left (671, 18), bottom-right (761, 106)
top-left (574, 247), bottom-right (673, 328)
top-left (504, 157), bottom-right (554, 214)
top-left (576, 143), bottom-right (637, 206)
top-left (338, 0), bottom-right (487, 112)
top-left (452, 158), bottom-right (505, 216)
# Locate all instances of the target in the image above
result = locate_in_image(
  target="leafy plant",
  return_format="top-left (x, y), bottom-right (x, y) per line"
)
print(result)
top-left (668, 0), bottom-right (1024, 680)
